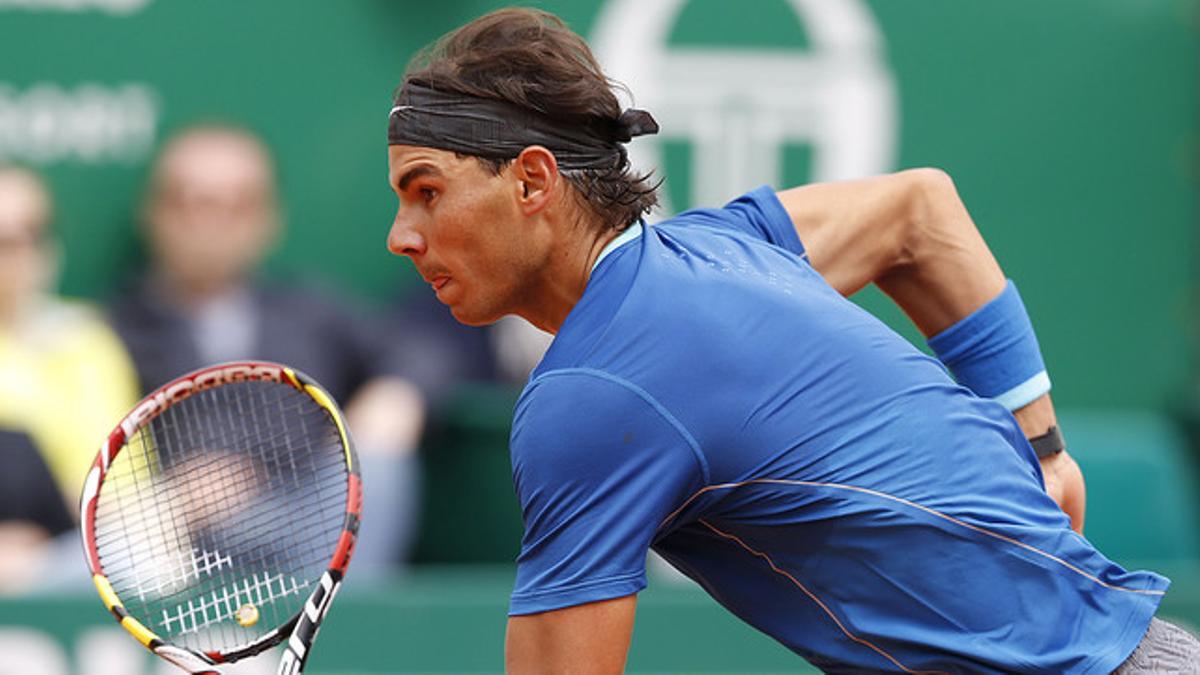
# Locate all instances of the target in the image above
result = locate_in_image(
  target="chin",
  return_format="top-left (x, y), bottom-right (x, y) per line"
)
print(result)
top-left (448, 303), bottom-right (504, 328)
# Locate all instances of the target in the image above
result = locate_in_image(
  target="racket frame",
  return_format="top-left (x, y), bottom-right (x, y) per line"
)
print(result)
top-left (79, 361), bottom-right (362, 674)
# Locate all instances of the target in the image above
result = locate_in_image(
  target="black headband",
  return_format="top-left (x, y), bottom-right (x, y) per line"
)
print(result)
top-left (387, 81), bottom-right (659, 170)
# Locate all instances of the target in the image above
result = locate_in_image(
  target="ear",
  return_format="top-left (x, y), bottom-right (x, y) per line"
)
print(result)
top-left (512, 145), bottom-right (559, 216)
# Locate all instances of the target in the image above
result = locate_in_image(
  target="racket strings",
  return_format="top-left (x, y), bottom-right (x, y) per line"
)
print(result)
top-left (93, 380), bottom-right (349, 653)
top-left (95, 400), bottom-right (345, 564)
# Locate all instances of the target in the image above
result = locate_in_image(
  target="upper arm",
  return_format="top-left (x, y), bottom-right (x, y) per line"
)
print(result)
top-left (509, 371), bottom-right (702, 612)
top-left (774, 170), bottom-right (930, 296)
top-left (681, 173), bottom-right (931, 298)
top-left (506, 594), bottom-right (637, 675)
top-left (778, 169), bottom-right (1009, 337)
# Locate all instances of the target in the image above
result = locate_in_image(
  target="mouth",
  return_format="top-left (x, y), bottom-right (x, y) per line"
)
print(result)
top-left (428, 275), bottom-right (450, 291)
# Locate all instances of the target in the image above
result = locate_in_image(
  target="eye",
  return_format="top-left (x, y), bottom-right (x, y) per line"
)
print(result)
top-left (418, 186), bottom-right (438, 203)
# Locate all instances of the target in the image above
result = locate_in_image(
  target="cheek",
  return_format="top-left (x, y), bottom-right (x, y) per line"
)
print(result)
top-left (440, 196), bottom-right (513, 268)
top-left (469, 224), bottom-right (529, 288)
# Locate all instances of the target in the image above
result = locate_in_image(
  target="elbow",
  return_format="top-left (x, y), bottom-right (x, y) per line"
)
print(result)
top-left (893, 167), bottom-right (964, 265)
top-left (905, 165), bottom-right (955, 192)
top-left (901, 167), bottom-right (959, 225)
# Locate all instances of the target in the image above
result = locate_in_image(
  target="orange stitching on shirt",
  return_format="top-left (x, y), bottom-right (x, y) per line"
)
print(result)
top-left (698, 518), bottom-right (948, 675)
top-left (667, 479), bottom-right (1164, 597)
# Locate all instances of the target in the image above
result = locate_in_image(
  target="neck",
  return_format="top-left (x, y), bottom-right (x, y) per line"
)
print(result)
top-left (517, 215), bottom-right (623, 335)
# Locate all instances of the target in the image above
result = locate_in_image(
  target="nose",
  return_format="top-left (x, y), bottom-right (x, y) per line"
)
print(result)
top-left (387, 211), bottom-right (426, 258)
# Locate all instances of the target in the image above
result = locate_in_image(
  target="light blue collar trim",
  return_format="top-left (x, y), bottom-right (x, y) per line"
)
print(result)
top-left (590, 221), bottom-right (643, 275)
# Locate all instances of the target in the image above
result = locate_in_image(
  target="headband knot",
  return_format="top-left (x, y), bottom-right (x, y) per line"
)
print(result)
top-left (388, 81), bottom-right (658, 170)
top-left (613, 108), bottom-right (659, 143)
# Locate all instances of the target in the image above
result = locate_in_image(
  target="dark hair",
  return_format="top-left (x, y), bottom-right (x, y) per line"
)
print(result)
top-left (401, 7), bottom-right (658, 231)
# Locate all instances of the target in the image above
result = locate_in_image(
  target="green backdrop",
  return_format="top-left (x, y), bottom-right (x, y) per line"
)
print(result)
top-left (0, 0), bottom-right (1194, 408)
top-left (1, 2), bottom-right (1198, 671)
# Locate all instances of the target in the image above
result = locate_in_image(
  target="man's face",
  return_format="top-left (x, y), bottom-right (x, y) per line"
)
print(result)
top-left (0, 170), bottom-right (52, 313)
top-left (386, 145), bottom-right (547, 326)
top-left (146, 132), bottom-right (278, 294)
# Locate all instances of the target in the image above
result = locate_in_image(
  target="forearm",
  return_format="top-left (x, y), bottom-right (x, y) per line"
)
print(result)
top-left (865, 171), bottom-right (1056, 435)
top-left (1011, 394), bottom-right (1057, 439)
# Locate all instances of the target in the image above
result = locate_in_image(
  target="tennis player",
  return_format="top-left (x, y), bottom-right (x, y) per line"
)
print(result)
top-left (385, 8), bottom-right (1199, 673)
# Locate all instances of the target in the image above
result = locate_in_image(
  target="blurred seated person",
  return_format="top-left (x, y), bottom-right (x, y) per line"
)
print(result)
top-left (107, 125), bottom-right (424, 573)
top-left (390, 286), bottom-right (553, 407)
top-left (0, 429), bottom-right (73, 593)
top-left (0, 164), bottom-right (139, 593)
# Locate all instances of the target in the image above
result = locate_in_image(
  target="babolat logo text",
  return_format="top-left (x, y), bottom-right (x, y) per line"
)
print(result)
top-left (120, 364), bottom-right (285, 437)
top-left (278, 572), bottom-right (338, 675)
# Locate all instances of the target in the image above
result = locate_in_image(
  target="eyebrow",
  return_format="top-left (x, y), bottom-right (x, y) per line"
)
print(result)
top-left (396, 165), bottom-right (441, 191)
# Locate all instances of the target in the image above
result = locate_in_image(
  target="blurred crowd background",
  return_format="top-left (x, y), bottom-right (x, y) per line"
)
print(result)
top-left (0, 0), bottom-right (1196, 673)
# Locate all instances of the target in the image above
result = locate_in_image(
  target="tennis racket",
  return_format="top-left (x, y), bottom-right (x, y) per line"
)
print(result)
top-left (79, 361), bottom-right (362, 674)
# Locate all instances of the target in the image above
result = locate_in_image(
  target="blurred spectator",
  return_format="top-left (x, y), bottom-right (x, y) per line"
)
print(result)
top-left (391, 287), bottom-right (553, 406)
top-left (0, 164), bottom-right (140, 593)
top-left (107, 125), bottom-right (424, 575)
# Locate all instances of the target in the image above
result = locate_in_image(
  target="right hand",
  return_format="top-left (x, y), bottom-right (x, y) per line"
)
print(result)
top-left (1039, 449), bottom-right (1086, 534)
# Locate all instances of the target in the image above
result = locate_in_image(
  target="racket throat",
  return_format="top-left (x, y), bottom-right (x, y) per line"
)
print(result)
top-left (277, 570), bottom-right (341, 675)
top-left (154, 644), bottom-right (221, 674)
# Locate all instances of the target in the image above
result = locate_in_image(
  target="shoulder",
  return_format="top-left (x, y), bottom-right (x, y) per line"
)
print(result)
top-left (19, 299), bottom-right (137, 392)
top-left (512, 368), bottom-right (709, 485)
top-left (655, 186), bottom-right (804, 255)
top-left (33, 298), bottom-right (122, 349)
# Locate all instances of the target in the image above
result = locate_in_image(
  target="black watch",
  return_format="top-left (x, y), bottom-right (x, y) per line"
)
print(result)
top-left (1029, 425), bottom-right (1065, 458)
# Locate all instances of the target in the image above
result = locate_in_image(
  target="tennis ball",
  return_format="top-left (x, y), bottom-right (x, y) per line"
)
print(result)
top-left (236, 603), bottom-right (260, 627)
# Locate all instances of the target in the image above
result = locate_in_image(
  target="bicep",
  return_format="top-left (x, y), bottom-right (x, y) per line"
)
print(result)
top-left (506, 595), bottom-right (637, 675)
